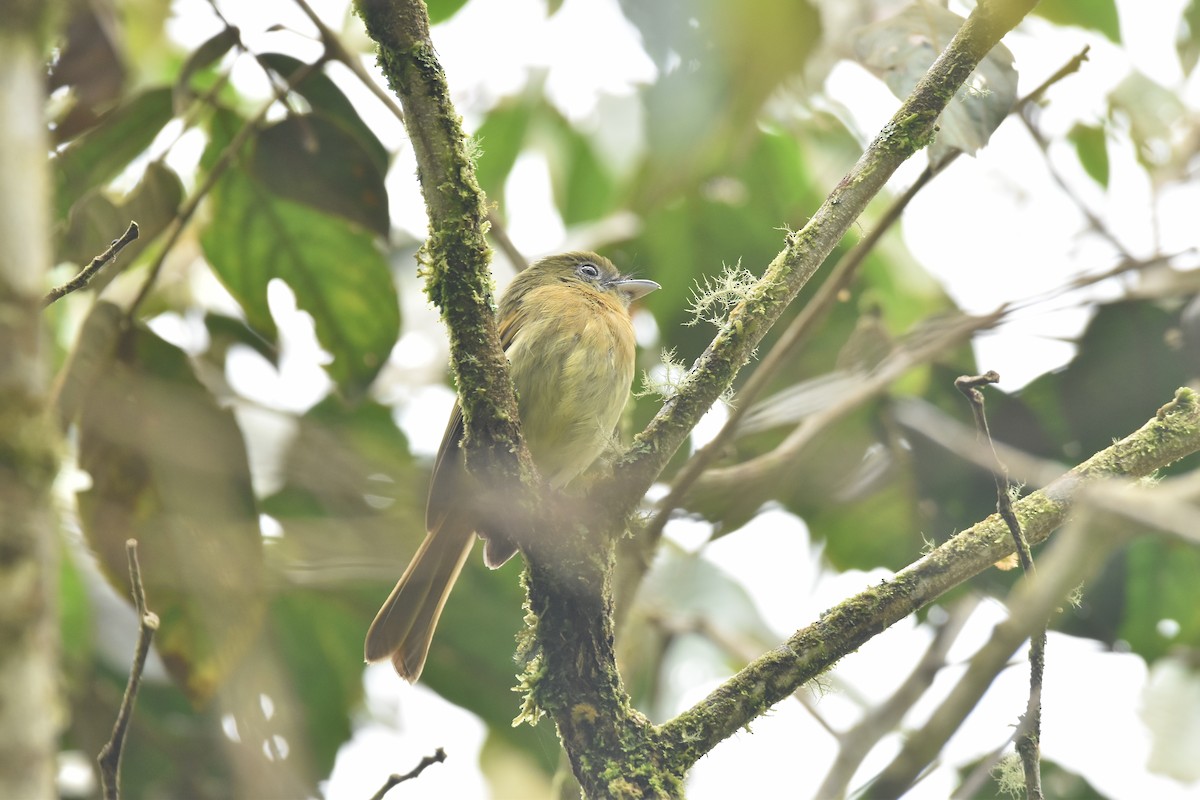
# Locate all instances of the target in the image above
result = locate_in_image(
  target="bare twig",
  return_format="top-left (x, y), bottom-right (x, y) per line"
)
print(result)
top-left (97, 540), bottom-right (160, 800)
top-left (954, 372), bottom-right (1044, 799)
top-left (290, 0), bottom-right (532, 268)
top-left (290, 0), bottom-right (406, 123)
top-left (817, 596), bottom-right (979, 799)
top-left (367, 748), bottom-right (447, 800)
top-left (866, 509), bottom-right (1122, 798)
top-left (43, 222), bottom-right (139, 308)
top-left (487, 209), bottom-right (528, 272)
top-left (691, 311), bottom-right (1003, 492)
top-left (1018, 109), bottom-right (1130, 260)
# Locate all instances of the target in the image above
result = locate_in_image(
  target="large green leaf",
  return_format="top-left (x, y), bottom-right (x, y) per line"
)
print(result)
top-left (75, 311), bottom-right (264, 704)
top-left (258, 53), bottom-right (389, 172)
top-left (1121, 539), bottom-right (1200, 660)
top-left (270, 591), bottom-right (365, 779)
top-left (854, 2), bottom-right (1017, 161)
top-left (52, 87), bottom-right (175, 219)
top-left (426, 0), bottom-right (471, 24)
top-left (1034, 0), bottom-right (1121, 43)
top-left (551, 117), bottom-right (619, 226)
top-left (473, 101), bottom-right (534, 210)
top-left (200, 110), bottom-right (399, 397)
top-left (625, 0), bottom-right (819, 194)
top-left (251, 113), bottom-right (390, 237)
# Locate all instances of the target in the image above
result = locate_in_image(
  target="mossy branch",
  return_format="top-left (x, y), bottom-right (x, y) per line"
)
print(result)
top-left (600, 0), bottom-right (1042, 514)
top-left (353, 0), bottom-right (532, 490)
top-left (354, 2), bottom-right (642, 793)
top-left (656, 388), bottom-right (1200, 771)
top-left (353, 0), bottom-right (1051, 795)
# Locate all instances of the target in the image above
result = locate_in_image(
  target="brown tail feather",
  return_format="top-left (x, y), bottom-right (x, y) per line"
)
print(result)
top-left (364, 523), bottom-right (475, 682)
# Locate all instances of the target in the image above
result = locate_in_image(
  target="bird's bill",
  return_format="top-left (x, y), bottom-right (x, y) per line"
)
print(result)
top-left (610, 278), bottom-right (660, 301)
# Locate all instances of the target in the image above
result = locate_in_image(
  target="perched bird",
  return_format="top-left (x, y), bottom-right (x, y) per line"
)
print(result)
top-left (365, 252), bottom-right (659, 681)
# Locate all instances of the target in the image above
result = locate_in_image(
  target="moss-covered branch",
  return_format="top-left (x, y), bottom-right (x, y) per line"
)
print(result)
top-left (354, 1), bottom-right (650, 793)
top-left (354, 0), bottom-right (1051, 795)
top-left (601, 0), bottom-right (1042, 515)
top-left (656, 388), bottom-right (1200, 770)
top-left (353, 0), bottom-right (531, 487)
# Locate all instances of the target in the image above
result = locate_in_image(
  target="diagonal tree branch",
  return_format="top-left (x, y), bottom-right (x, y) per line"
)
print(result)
top-left (656, 388), bottom-right (1200, 773)
top-left (600, 0), bottom-right (1044, 516)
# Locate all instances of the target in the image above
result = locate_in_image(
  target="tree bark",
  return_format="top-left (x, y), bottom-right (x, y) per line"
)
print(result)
top-left (0, 3), bottom-right (61, 798)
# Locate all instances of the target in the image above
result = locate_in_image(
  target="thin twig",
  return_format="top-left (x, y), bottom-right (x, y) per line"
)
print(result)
top-left (1018, 110), bottom-right (1130, 261)
top-left (818, 596), bottom-right (979, 799)
top-left (290, 0), bottom-right (407, 124)
top-left (43, 222), bottom-right (140, 308)
top-left (294, 0), bottom-right (525, 282)
top-left (691, 311), bottom-right (1004, 492)
top-left (487, 209), bottom-right (528, 272)
top-left (954, 372), bottom-right (1044, 800)
top-left (367, 748), bottom-right (447, 800)
top-left (97, 540), bottom-right (160, 800)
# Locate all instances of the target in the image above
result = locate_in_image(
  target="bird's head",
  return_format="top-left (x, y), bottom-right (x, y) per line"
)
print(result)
top-left (513, 251), bottom-right (659, 307)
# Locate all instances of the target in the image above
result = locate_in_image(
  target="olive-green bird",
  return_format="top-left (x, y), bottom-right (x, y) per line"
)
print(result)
top-left (365, 252), bottom-right (659, 681)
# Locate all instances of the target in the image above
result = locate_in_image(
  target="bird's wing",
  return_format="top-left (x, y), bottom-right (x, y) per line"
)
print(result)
top-left (425, 316), bottom-right (523, 532)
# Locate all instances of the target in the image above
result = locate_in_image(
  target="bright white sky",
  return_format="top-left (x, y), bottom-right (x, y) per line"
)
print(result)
top-left (141, 1), bottom-right (1200, 798)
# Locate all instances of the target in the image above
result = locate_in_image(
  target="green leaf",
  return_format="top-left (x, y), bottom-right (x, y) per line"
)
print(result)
top-left (258, 53), bottom-right (389, 172)
top-left (251, 113), bottom-right (390, 237)
top-left (1109, 71), bottom-right (1187, 171)
top-left (201, 110), bottom-right (400, 397)
top-left (425, 0), bottom-right (470, 24)
top-left (76, 316), bottom-right (265, 704)
top-left (174, 25), bottom-right (241, 111)
top-left (1181, 0), bottom-right (1200, 75)
top-left (1121, 538), bottom-right (1200, 660)
top-left (47, 4), bottom-right (126, 144)
top-left (1067, 122), bottom-right (1109, 187)
top-left (59, 547), bottom-right (92, 670)
top-left (473, 101), bottom-right (533, 210)
top-left (203, 312), bottom-right (278, 367)
top-left (270, 591), bottom-right (365, 778)
top-left (538, 107), bottom-right (618, 225)
top-left (52, 87), bottom-right (175, 219)
top-left (1034, 0), bottom-right (1121, 43)
top-left (626, 0), bottom-right (820, 190)
top-left (854, 3), bottom-right (1017, 159)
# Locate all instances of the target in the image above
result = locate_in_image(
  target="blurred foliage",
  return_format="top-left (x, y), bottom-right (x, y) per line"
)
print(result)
top-left (39, 0), bottom-right (1200, 797)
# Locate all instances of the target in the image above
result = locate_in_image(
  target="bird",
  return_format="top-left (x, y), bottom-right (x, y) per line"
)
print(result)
top-left (365, 251), bottom-right (659, 681)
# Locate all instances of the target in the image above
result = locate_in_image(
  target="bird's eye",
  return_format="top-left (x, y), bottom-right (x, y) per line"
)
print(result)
top-left (576, 262), bottom-right (600, 280)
